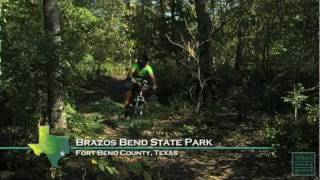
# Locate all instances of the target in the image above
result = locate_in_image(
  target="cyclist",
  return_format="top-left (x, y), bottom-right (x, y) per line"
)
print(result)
top-left (123, 52), bottom-right (157, 109)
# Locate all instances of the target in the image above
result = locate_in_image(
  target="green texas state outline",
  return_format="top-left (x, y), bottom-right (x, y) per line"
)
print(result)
top-left (28, 126), bottom-right (70, 167)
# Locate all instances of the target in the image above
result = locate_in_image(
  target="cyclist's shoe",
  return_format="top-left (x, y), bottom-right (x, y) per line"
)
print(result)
top-left (123, 104), bottom-right (133, 120)
top-left (124, 111), bottom-right (129, 120)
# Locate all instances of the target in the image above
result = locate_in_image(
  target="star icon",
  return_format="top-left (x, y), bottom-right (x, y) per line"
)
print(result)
top-left (60, 150), bottom-right (65, 157)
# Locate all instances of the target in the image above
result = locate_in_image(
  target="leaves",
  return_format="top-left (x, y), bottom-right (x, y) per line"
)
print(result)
top-left (94, 158), bottom-right (119, 175)
top-left (282, 83), bottom-right (308, 108)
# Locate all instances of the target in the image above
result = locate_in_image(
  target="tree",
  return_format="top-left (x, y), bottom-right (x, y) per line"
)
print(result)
top-left (0, 2), bottom-right (2, 78)
top-left (194, 0), bottom-right (214, 109)
top-left (234, 0), bottom-right (246, 72)
top-left (43, 0), bottom-right (66, 129)
top-left (194, 0), bottom-right (213, 74)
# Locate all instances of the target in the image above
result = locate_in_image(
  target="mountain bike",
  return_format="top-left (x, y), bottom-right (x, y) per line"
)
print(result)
top-left (124, 79), bottom-right (150, 118)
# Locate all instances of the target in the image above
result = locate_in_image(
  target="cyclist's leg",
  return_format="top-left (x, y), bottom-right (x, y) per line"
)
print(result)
top-left (131, 83), bottom-right (140, 101)
top-left (123, 81), bottom-right (140, 108)
top-left (123, 80), bottom-right (133, 108)
top-left (123, 90), bottom-right (132, 108)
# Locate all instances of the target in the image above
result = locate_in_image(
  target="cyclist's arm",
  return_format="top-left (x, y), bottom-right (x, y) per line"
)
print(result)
top-left (147, 66), bottom-right (157, 88)
top-left (150, 74), bottom-right (156, 87)
top-left (127, 63), bottom-right (138, 80)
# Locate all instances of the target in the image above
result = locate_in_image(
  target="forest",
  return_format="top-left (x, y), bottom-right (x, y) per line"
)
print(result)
top-left (0, 0), bottom-right (318, 179)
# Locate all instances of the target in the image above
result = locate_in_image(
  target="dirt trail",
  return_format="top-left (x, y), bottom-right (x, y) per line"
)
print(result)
top-left (78, 76), bottom-right (291, 180)
top-left (129, 119), bottom-right (285, 180)
top-left (79, 75), bottom-right (127, 105)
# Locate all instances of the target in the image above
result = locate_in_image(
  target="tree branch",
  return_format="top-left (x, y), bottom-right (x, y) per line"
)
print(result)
top-left (166, 34), bottom-right (188, 51)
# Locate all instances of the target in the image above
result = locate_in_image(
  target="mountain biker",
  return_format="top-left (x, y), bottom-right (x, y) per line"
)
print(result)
top-left (123, 51), bottom-right (157, 108)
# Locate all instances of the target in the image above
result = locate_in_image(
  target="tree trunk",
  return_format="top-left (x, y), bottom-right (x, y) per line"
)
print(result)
top-left (234, 22), bottom-right (245, 72)
top-left (0, 4), bottom-right (2, 77)
top-left (43, 0), bottom-right (66, 129)
top-left (159, 0), bottom-right (169, 47)
top-left (160, 0), bottom-right (166, 15)
top-left (195, 0), bottom-right (214, 77)
top-left (170, 0), bottom-right (176, 39)
top-left (125, 0), bottom-right (130, 8)
top-left (194, 0), bottom-right (214, 109)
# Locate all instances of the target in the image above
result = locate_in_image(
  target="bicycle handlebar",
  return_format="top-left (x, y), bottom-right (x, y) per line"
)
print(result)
top-left (132, 79), bottom-right (150, 88)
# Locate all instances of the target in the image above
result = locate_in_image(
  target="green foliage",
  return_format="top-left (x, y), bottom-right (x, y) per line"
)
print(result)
top-left (264, 115), bottom-right (287, 146)
top-left (65, 101), bottom-right (105, 138)
top-left (180, 124), bottom-right (196, 135)
top-left (282, 83), bottom-right (308, 109)
top-left (92, 158), bottom-right (119, 175)
top-left (126, 160), bottom-right (151, 179)
top-left (305, 103), bottom-right (319, 123)
top-left (264, 83), bottom-right (317, 154)
top-left (264, 101), bottom-right (318, 154)
top-left (86, 97), bottom-right (123, 120)
top-left (60, 0), bottom-right (133, 80)
top-left (0, 0), bottom-right (45, 144)
top-left (128, 119), bottom-right (154, 133)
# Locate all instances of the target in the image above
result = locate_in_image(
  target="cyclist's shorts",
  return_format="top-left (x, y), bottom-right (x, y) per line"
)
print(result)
top-left (124, 81), bottom-right (140, 92)
top-left (124, 80), bottom-right (133, 91)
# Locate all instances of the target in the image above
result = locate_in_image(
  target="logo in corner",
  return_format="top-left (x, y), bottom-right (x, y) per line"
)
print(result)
top-left (28, 126), bottom-right (70, 167)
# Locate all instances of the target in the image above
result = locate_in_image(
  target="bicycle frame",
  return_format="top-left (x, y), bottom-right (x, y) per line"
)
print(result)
top-left (128, 80), bottom-right (149, 117)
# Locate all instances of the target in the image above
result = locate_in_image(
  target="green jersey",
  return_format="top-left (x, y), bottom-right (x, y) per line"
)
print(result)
top-left (132, 63), bottom-right (154, 78)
